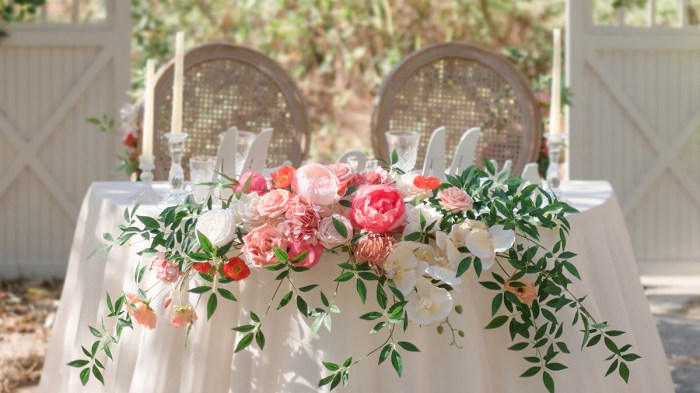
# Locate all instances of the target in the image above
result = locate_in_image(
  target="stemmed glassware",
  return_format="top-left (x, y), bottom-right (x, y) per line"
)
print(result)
top-left (385, 130), bottom-right (420, 172)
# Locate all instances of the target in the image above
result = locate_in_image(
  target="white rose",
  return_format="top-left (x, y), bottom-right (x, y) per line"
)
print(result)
top-left (195, 208), bottom-right (237, 248)
top-left (406, 277), bottom-right (453, 326)
top-left (318, 215), bottom-right (353, 249)
top-left (403, 203), bottom-right (443, 237)
top-left (229, 193), bottom-right (264, 229)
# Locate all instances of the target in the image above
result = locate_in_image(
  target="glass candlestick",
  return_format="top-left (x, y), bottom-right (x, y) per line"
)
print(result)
top-left (545, 133), bottom-right (565, 189)
top-left (129, 156), bottom-right (161, 204)
top-left (160, 132), bottom-right (189, 206)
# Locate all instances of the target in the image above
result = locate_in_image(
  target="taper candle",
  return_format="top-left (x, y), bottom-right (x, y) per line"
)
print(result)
top-left (549, 29), bottom-right (562, 136)
top-left (171, 31), bottom-right (184, 135)
top-left (141, 59), bottom-right (156, 160)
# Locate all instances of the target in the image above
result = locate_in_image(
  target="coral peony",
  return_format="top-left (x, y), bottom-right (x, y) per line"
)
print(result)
top-left (223, 257), bottom-right (251, 281)
top-left (351, 184), bottom-right (405, 233)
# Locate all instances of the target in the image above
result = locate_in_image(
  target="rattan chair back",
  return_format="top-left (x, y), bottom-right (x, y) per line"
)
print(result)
top-left (371, 43), bottom-right (541, 175)
top-left (149, 43), bottom-right (310, 180)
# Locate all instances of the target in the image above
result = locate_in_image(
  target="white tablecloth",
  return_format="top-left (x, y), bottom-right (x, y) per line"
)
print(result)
top-left (39, 181), bottom-right (674, 393)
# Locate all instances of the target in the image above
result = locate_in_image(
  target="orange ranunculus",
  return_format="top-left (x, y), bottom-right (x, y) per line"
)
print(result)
top-left (413, 175), bottom-right (441, 191)
top-left (506, 279), bottom-right (538, 306)
top-left (223, 257), bottom-right (251, 281)
top-left (271, 166), bottom-right (296, 189)
top-left (192, 262), bottom-right (212, 274)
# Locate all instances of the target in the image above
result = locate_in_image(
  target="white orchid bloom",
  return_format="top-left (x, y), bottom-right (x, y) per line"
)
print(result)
top-left (402, 203), bottom-right (443, 237)
top-left (438, 221), bottom-right (515, 271)
top-left (383, 242), bottom-right (429, 295)
top-left (405, 278), bottom-right (453, 326)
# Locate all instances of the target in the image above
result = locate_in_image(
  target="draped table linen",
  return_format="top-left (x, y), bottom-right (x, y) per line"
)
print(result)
top-left (39, 181), bottom-right (674, 393)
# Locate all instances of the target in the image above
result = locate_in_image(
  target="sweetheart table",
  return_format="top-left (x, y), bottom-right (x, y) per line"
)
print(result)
top-left (38, 181), bottom-right (674, 393)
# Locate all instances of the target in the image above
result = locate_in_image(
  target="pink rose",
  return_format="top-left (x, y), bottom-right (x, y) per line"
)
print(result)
top-left (126, 293), bottom-right (157, 329)
top-left (235, 170), bottom-right (268, 195)
top-left (283, 196), bottom-right (320, 244)
top-left (242, 224), bottom-right (288, 266)
top-left (351, 184), bottom-right (405, 233)
top-left (437, 187), bottom-right (474, 212)
top-left (170, 305), bottom-right (197, 328)
top-left (153, 252), bottom-right (180, 284)
top-left (330, 163), bottom-right (354, 184)
top-left (362, 167), bottom-right (392, 185)
top-left (318, 214), bottom-right (353, 248)
top-left (292, 164), bottom-right (339, 205)
top-left (287, 239), bottom-right (324, 268)
top-left (257, 189), bottom-right (292, 219)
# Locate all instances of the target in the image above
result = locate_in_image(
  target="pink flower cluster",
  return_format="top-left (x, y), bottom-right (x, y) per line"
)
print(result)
top-left (239, 163), bottom-right (409, 270)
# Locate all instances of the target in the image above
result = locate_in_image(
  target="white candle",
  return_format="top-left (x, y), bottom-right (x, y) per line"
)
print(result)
top-left (549, 29), bottom-right (562, 136)
top-left (141, 59), bottom-right (156, 160)
top-left (171, 31), bottom-right (185, 135)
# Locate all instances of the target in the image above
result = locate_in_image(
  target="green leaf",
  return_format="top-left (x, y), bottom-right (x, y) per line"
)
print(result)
top-left (89, 326), bottom-right (102, 338)
top-left (391, 350), bottom-right (403, 377)
top-left (546, 363), bottom-right (568, 371)
top-left (67, 359), bottom-right (89, 368)
top-left (376, 284), bottom-right (388, 309)
top-left (103, 343), bottom-right (113, 360)
top-left (379, 344), bottom-right (392, 364)
top-left (323, 362), bottom-right (340, 371)
top-left (255, 330), bottom-right (265, 350)
top-left (479, 281), bottom-right (502, 290)
top-left (277, 291), bottom-right (293, 310)
top-left (80, 367), bottom-right (90, 386)
top-left (136, 215), bottom-right (159, 230)
top-left (543, 371), bottom-right (555, 393)
top-left (605, 359), bottom-right (619, 377)
top-left (334, 271), bottom-right (354, 282)
top-left (332, 217), bottom-right (348, 239)
top-left (189, 286), bottom-right (211, 294)
top-left (318, 374), bottom-right (336, 387)
top-left (484, 158), bottom-right (496, 175)
top-left (403, 232), bottom-right (421, 241)
top-left (520, 366), bottom-right (541, 377)
top-left (232, 324), bottom-right (256, 332)
top-left (622, 353), bottom-right (641, 362)
top-left (299, 284), bottom-right (318, 292)
top-left (370, 321), bottom-right (386, 333)
top-left (359, 311), bottom-right (382, 320)
top-left (356, 279), bottom-right (367, 304)
top-left (391, 150), bottom-right (399, 165)
top-left (456, 257), bottom-right (472, 278)
top-left (92, 365), bottom-right (104, 384)
top-left (273, 246), bottom-right (289, 263)
top-left (397, 341), bottom-right (420, 352)
top-left (235, 332), bottom-right (254, 352)
top-left (604, 337), bottom-right (619, 353)
top-left (217, 288), bottom-right (237, 302)
top-left (619, 362), bottom-right (630, 383)
top-left (491, 293), bottom-right (503, 316)
top-left (206, 293), bottom-right (218, 320)
top-left (508, 342), bottom-right (528, 351)
top-left (296, 296), bottom-right (309, 316)
top-left (485, 315), bottom-right (508, 329)
top-left (196, 231), bottom-right (214, 254)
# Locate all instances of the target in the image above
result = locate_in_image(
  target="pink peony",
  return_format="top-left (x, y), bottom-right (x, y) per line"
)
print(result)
top-left (353, 232), bottom-right (396, 265)
top-left (153, 252), bottom-right (180, 284)
top-left (170, 305), bottom-right (197, 328)
top-left (437, 187), bottom-right (474, 212)
top-left (287, 239), bottom-right (324, 268)
top-left (317, 214), bottom-right (353, 249)
top-left (330, 163), bottom-right (354, 184)
top-left (351, 184), bottom-right (405, 233)
top-left (292, 164), bottom-right (339, 205)
top-left (361, 167), bottom-right (392, 185)
top-left (257, 189), bottom-right (292, 219)
top-left (242, 224), bottom-right (288, 266)
top-left (126, 293), bottom-right (157, 329)
top-left (235, 170), bottom-right (268, 195)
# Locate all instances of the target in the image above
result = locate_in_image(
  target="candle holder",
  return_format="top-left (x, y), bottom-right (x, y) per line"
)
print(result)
top-left (545, 133), bottom-right (565, 190)
top-left (160, 132), bottom-right (189, 206)
top-left (129, 156), bottom-right (161, 204)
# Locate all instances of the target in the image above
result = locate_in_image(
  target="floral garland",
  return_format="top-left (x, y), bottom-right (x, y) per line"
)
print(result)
top-left (70, 158), bottom-right (639, 391)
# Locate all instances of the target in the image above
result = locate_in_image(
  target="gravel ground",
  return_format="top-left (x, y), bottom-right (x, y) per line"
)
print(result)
top-left (1, 277), bottom-right (697, 393)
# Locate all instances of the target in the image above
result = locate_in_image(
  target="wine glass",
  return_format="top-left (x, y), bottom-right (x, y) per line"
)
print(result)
top-left (189, 156), bottom-right (217, 203)
top-left (385, 130), bottom-right (420, 172)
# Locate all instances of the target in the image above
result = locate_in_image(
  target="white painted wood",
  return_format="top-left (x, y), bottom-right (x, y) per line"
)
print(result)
top-left (448, 127), bottom-right (481, 177)
top-left (521, 163), bottom-right (540, 185)
top-left (567, 0), bottom-right (700, 275)
top-left (0, 0), bottom-right (130, 277)
top-left (216, 127), bottom-right (238, 179)
top-left (337, 150), bottom-right (367, 172)
top-left (241, 128), bottom-right (274, 174)
top-left (422, 126), bottom-right (446, 180)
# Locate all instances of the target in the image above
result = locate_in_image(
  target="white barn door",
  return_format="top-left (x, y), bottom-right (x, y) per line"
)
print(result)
top-left (0, 0), bottom-right (130, 277)
top-left (567, 0), bottom-right (700, 275)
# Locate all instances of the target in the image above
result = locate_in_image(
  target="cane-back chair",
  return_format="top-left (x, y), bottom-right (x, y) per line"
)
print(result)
top-left (371, 43), bottom-right (541, 175)
top-left (148, 43), bottom-right (310, 180)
